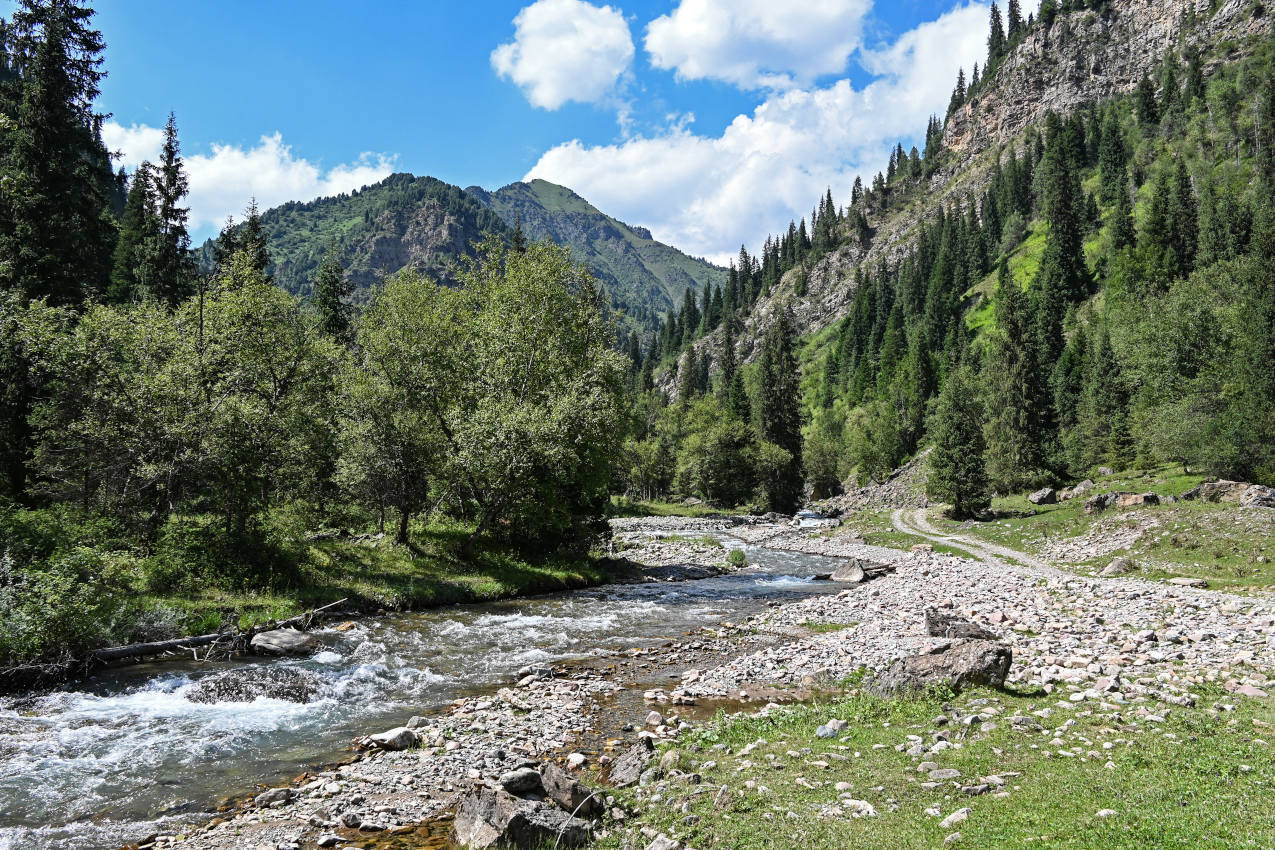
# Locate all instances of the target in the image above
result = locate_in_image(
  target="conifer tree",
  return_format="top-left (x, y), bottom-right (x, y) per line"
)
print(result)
top-left (756, 311), bottom-right (803, 512)
top-left (983, 259), bottom-right (1050, 491)
top-left (1135, 75), bottom-right (1159, 125)
top-left (1076, 326), bottom-right (1130, 471)
top-left (678, 346), bottom-right (699, 404)
top-left (313, 245), bottom-right (353, 345)
top-left (1097, 108), bottom-right (1127, 204)
top-left (1007, 0), bottom-right (1024, 41)
top-left (0, 0), bottom-right (117, 304)
top-left (1111, 172), bottom-right (1136, 251)
top-left (926, 366), bottom-right (990, 518)
top-left (109, 162), bottom-right (159, 303)
top-left (240, 198), bottom-right (270, 277)
top-left (152, 112), bottom-right (194, 306)
top-left (988, 3), bottom-right (1007, 67)
top-left (1034, 141), bottom-right (1089, 367)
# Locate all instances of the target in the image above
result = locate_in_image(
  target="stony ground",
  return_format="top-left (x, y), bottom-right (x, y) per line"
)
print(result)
top-left (146, 514), bottom-right (1275, 850)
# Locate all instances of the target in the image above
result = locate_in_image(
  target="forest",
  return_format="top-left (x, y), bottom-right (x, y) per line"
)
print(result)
top-left (0, 1), bottom-right (625, 670)
top-left (617, 1), bottom-right (1275, 519)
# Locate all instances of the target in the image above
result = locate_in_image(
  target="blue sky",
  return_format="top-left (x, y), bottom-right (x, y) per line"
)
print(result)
top-left (3, 0), bottom-right (1031, 261)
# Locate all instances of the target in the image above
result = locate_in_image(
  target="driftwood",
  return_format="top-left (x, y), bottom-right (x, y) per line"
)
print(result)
top-left (88, 598), bottom-right (350, 664)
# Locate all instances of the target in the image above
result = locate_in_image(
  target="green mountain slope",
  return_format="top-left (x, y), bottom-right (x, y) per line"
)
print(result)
top-left (465, 179), bottom-right (727, 331)
top-left (195, 174), bottom-right (509, 295)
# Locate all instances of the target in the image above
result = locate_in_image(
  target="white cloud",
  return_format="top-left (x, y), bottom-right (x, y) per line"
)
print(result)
top-left (527, 1), bottom-right (990, 264)
top-left (492, 0), bottom-right (634, 110)
top-left (103, 122), bottom-right (396, 236)
top-left (644, 0), bottom-right (873, 90)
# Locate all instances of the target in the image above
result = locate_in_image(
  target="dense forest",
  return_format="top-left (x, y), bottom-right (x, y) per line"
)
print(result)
top-left (0, 0), bottom-right (626, 670)
top-left (616, 1), bottom-right (1275, 519)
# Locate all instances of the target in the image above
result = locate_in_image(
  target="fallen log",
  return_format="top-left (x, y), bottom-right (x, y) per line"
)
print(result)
top-left (89, 598), bottom-right (350, 663)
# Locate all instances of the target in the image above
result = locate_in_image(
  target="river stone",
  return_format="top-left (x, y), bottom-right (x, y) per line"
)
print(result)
top-left (451, 785), bottom-right (591, 849)
top-left (1101, 557), bottom-right (1134, 577)
top-left (870, 640), bottom-right (1012, 696)
top-left (367, 726), bottom-right (418, 751)
top-left (499, 766), bottom-right (545, 797)
top-left (831, 563), bottom-right (866, 583)
top-left (609, 738), bottom-right (655, 787)
top-left (250, 628), bottom-right (320, 656)
top-left (187, 667), bottom-right (321, 704)
top-left (254, 787), bottom-right (295, 806)
top-left (540, 762), bottom-right (600, 817)
top-left (924, 609), bottom-right (998, 641)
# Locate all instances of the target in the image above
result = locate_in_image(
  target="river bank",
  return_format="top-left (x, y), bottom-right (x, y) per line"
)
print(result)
top-left (141, 514), bottom-right (1275, 850)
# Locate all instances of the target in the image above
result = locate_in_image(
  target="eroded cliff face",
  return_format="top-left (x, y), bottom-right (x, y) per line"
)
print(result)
top-left (343, 201), bottom-right (477, 290)
top-left (660, 0), bottom-right (1270, 394)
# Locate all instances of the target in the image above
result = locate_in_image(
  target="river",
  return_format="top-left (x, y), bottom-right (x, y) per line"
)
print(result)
top-left (0, 533), bottom-right (844, 850)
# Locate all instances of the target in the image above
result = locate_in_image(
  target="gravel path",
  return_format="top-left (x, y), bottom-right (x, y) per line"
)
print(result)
top-left (891, 508), bottom-right (1056, 572)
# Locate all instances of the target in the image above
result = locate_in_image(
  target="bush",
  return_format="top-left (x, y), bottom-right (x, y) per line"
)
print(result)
top-left (0, 547), bottom-right (132, 665)
top-left (726, 549), bottom-right (747, 568)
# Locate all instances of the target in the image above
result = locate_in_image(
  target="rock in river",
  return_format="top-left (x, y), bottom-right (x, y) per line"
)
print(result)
top-left (250, 628), bottom-right (320, 656)
top-left (452, 785), bottom-right (591, 849)
top-left (186, 667), bottom-right (321, 704)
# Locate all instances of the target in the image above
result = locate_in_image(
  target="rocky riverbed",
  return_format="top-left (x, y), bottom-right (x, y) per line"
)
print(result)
top-left (144, 517), bottom-right (1275, 850)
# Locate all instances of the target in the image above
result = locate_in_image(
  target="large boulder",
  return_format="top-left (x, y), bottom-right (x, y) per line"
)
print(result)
top-left (1116, 492), bottom-right (1159, 508)
top-left (250, 628), bottom-right (319, 656)
top-left (1027, 487), bottom-right (1057, 505)
top-left (540, 762), bottom-right (600, 817)
top-left (1241, 485), bottom-right (1275, 509)
top-left (186, 667), bottom-right (321, 704)
top-left (871, 640), bottom-right (1012, 696)
top-left (452, 786), bottom-right (591, 849)
top-left (923, 609), bottom-right (998, 641)
top-left (830, 563), bottom-right (866, 583)
top-left (608, 738), bottom-right (655, 787)
top-left (1100, 557), bottom-right (1135, 577)
top-left (1183, 480), bottom-right (1249, 503)
top-left (362, 726), bottom-right (418, 751)
top-left (1084, 492), bottom-right (1123, 515)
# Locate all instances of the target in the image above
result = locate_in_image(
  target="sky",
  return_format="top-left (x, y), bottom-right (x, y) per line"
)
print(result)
top-left (3, 0), bottom-right (1036, 264)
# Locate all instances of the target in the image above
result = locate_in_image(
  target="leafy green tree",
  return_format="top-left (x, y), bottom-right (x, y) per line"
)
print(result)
top-left (926, 367), bottom-right (990, 518)
top-left (755, 311), bottom-right (803, 512)
top-left (0, 0), bottom-right (117, 304)
top-left (339, 272), bottom-right (455, 543)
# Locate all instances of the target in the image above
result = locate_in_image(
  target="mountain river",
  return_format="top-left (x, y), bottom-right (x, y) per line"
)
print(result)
top-left (0, 532), bottom-right (845, 850)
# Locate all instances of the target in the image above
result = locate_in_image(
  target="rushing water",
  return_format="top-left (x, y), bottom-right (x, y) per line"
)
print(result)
top-left (0, 534), bottom-right (843, 850)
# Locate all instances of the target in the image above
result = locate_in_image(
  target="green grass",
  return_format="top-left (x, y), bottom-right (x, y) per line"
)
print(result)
top-left (843, 510), bottom-right (964, 556)
top-left (140, 522), bottom-right (614, 633)
top-left (926, 467), bottom-right (1275, 590)
top-left (598, 687), bottom-right (1275, 850)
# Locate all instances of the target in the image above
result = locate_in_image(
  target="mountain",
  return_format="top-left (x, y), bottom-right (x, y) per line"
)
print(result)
top-left (465, 179), bottom-right (728, 331)
top-left (197, 174), bottom-right (725, 334)
top-left (195, 174), bottom-right (509, 295)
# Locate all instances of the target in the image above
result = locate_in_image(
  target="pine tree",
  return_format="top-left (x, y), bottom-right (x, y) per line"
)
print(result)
top-left (926, 366), bottom-right (990, 518)
top-left (1135, 75), bottom-right (1159, 125)
top-left (1034, 141), bottom-right (1089, 368)
top-left (1007, 0), bottom-right (1024, 40)
top-left (1097, 108), bottom-right (1127, 204)
top-left (988, 3), bottom-right (1007, 67)
top-left (983, 259), bottom-right (1050, 492)
top-left (756, 311), bottom-right (803, 512)
top-left (511, 213), bottom-right (528, 253)
top-left (1076, 326), bottom-right (1130, 471)
top-left (152, 112), bottom-right (194, 306)
top-left (678, 346), bottom-right (699, 404)
top-left (0, 0), bottom-right (117, 304)
top-left (1111, 172), bottom-right (1136, 251)
top-left (313, 245), bottom-right (353, 345)
top-left (109, 162), bottom-right (160, 302)
top-left (240, 198), bottom-right (270, 277)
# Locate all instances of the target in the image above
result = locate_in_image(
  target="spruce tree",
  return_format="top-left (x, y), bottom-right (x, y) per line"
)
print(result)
top-left (1007, 0), bottom-right (1024, 40)
top-left (926, 366), bottom-right (990, 518)
top-left (1076, 326), bottom-right (1130, 471)
top-left (756, 311), bottom-right (803, 512)
top-left (240, 198), bottom-right (270, 277)
top-left (313, 245), bottom-right (353, 345)
top-left (153, 112), bottom-right (194, 306)
top-left (1097, 108), bottom-right (1127, 204)
top-left (1135, 75), bottom-right (1159, 126)
top-left (109, 162), bottom-right (159, 302)
top-left (988, 3), bottom-right (1007, 67)
top-left (1111, 172), bottom-right (1136, 251)
top-left (1034, 141), bottom-right (1089, 368)
top-left (678, 346), bottom-right (699, 404)
top-left (0, 0), bottom-right (117, 304)
top-left (984, 259), bottom-right (1050, 492)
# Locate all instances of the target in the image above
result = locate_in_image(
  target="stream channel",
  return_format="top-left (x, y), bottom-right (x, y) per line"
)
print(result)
top-left (0, 531), bottom-right (845, 850)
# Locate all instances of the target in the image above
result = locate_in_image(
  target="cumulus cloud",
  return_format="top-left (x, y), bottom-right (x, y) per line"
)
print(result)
top-left (644, 0), bottom-right (873, 90)
top-left (103, 122), bottom-right (396, 235)
top-left (527, 1), bottom-right (990, 264)
top-left (491, 0), bottom-right (634, 110)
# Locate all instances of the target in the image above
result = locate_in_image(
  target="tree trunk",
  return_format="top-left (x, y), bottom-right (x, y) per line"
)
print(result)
top-left (396, 509), bottom-right (411, 546)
